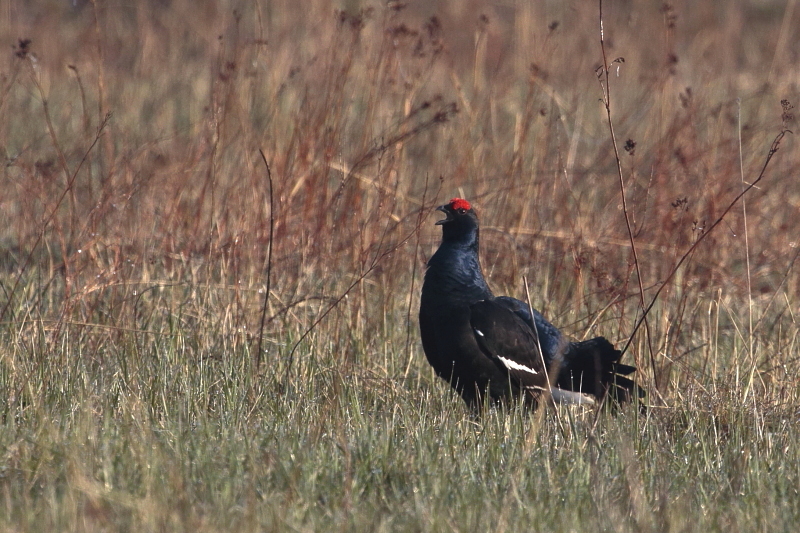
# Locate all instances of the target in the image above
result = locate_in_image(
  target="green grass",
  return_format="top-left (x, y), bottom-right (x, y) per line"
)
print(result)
top-left (3, 318), bottom-right (799, 531)
top-left (2, 0), bottom-right (800, 531)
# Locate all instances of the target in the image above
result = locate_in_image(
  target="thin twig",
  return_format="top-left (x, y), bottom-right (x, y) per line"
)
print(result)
top-left (522, 277), bottom-right (558, 419)
top-left (621, 128), bottom-right (791, 355)
top-left (597, 0), bottom-right (657, 387)
top-left (283, 203), bottom-right (434, 384)
top-left (256, 150), bottom-right (275, 369)
top-left (0, 115), bottom-right (111, 323)
top-left (737, 99), bottom-right (755, 374)
top-left (403, 175), bottom-right (431, 379)
top-left (331, 101), bottom-right (457, 206)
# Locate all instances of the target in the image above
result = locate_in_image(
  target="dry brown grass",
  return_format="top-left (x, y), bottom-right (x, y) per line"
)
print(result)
top-left (3, 0), bottom-right (798, 397)
top-left (1, 1), bottom-right (799, 530)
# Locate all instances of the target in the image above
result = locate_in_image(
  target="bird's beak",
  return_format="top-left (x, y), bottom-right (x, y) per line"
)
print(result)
top-left (434, 204), bottom-right (452, 225)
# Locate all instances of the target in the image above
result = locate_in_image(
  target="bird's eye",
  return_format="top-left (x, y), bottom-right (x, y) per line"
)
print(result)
top-left (458, 208), bottom-right (466, 214)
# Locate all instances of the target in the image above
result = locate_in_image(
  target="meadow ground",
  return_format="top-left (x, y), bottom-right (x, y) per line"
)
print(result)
top-left (1, 0), bottom-right (799, 531)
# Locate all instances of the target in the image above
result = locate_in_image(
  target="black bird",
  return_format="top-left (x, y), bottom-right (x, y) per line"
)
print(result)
top-left (419, 198), bottom-right (642, 408)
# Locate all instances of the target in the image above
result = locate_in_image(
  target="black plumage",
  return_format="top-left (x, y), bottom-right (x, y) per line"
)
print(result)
top-left (418, 198), bottom-right (643, 408)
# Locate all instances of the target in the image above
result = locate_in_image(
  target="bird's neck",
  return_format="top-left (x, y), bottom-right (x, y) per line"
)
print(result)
top-left (441, 224), bottom-right (480, 248)
top-left (425, 237), bottom-right (493, 302)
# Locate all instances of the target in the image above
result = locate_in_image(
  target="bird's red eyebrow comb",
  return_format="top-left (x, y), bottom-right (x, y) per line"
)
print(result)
top-left (449, 198), bottom-right (471, 211)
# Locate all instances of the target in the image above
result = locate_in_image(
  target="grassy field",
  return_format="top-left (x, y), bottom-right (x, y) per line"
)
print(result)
top-left (1, 0), bottom-right (799, 531)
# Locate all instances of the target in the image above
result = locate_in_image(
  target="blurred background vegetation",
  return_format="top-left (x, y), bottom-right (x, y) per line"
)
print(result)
top-left (1, 0), bottom-right (799, 530)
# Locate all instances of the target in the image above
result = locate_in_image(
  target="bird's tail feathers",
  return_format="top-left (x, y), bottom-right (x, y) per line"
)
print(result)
top-left (556, 336), bottom-right (644, 405)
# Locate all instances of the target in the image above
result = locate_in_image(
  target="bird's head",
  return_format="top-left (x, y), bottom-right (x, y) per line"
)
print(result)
top-left (435, 198), bottom-right (473, 225)
top-left (435, 198), bottom-right (480, 245)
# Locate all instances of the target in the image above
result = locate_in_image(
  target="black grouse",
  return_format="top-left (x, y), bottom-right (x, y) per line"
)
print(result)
top-left (419, 198), bottom-right (641, 408)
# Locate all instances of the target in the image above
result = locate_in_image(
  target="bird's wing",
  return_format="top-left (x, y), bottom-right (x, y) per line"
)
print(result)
top-left (493, 296), bottom-right (566, 364)
top-left (468, 299), bottom-right (549, 390)
top-left (492, 297), bottom-right (643, 402)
